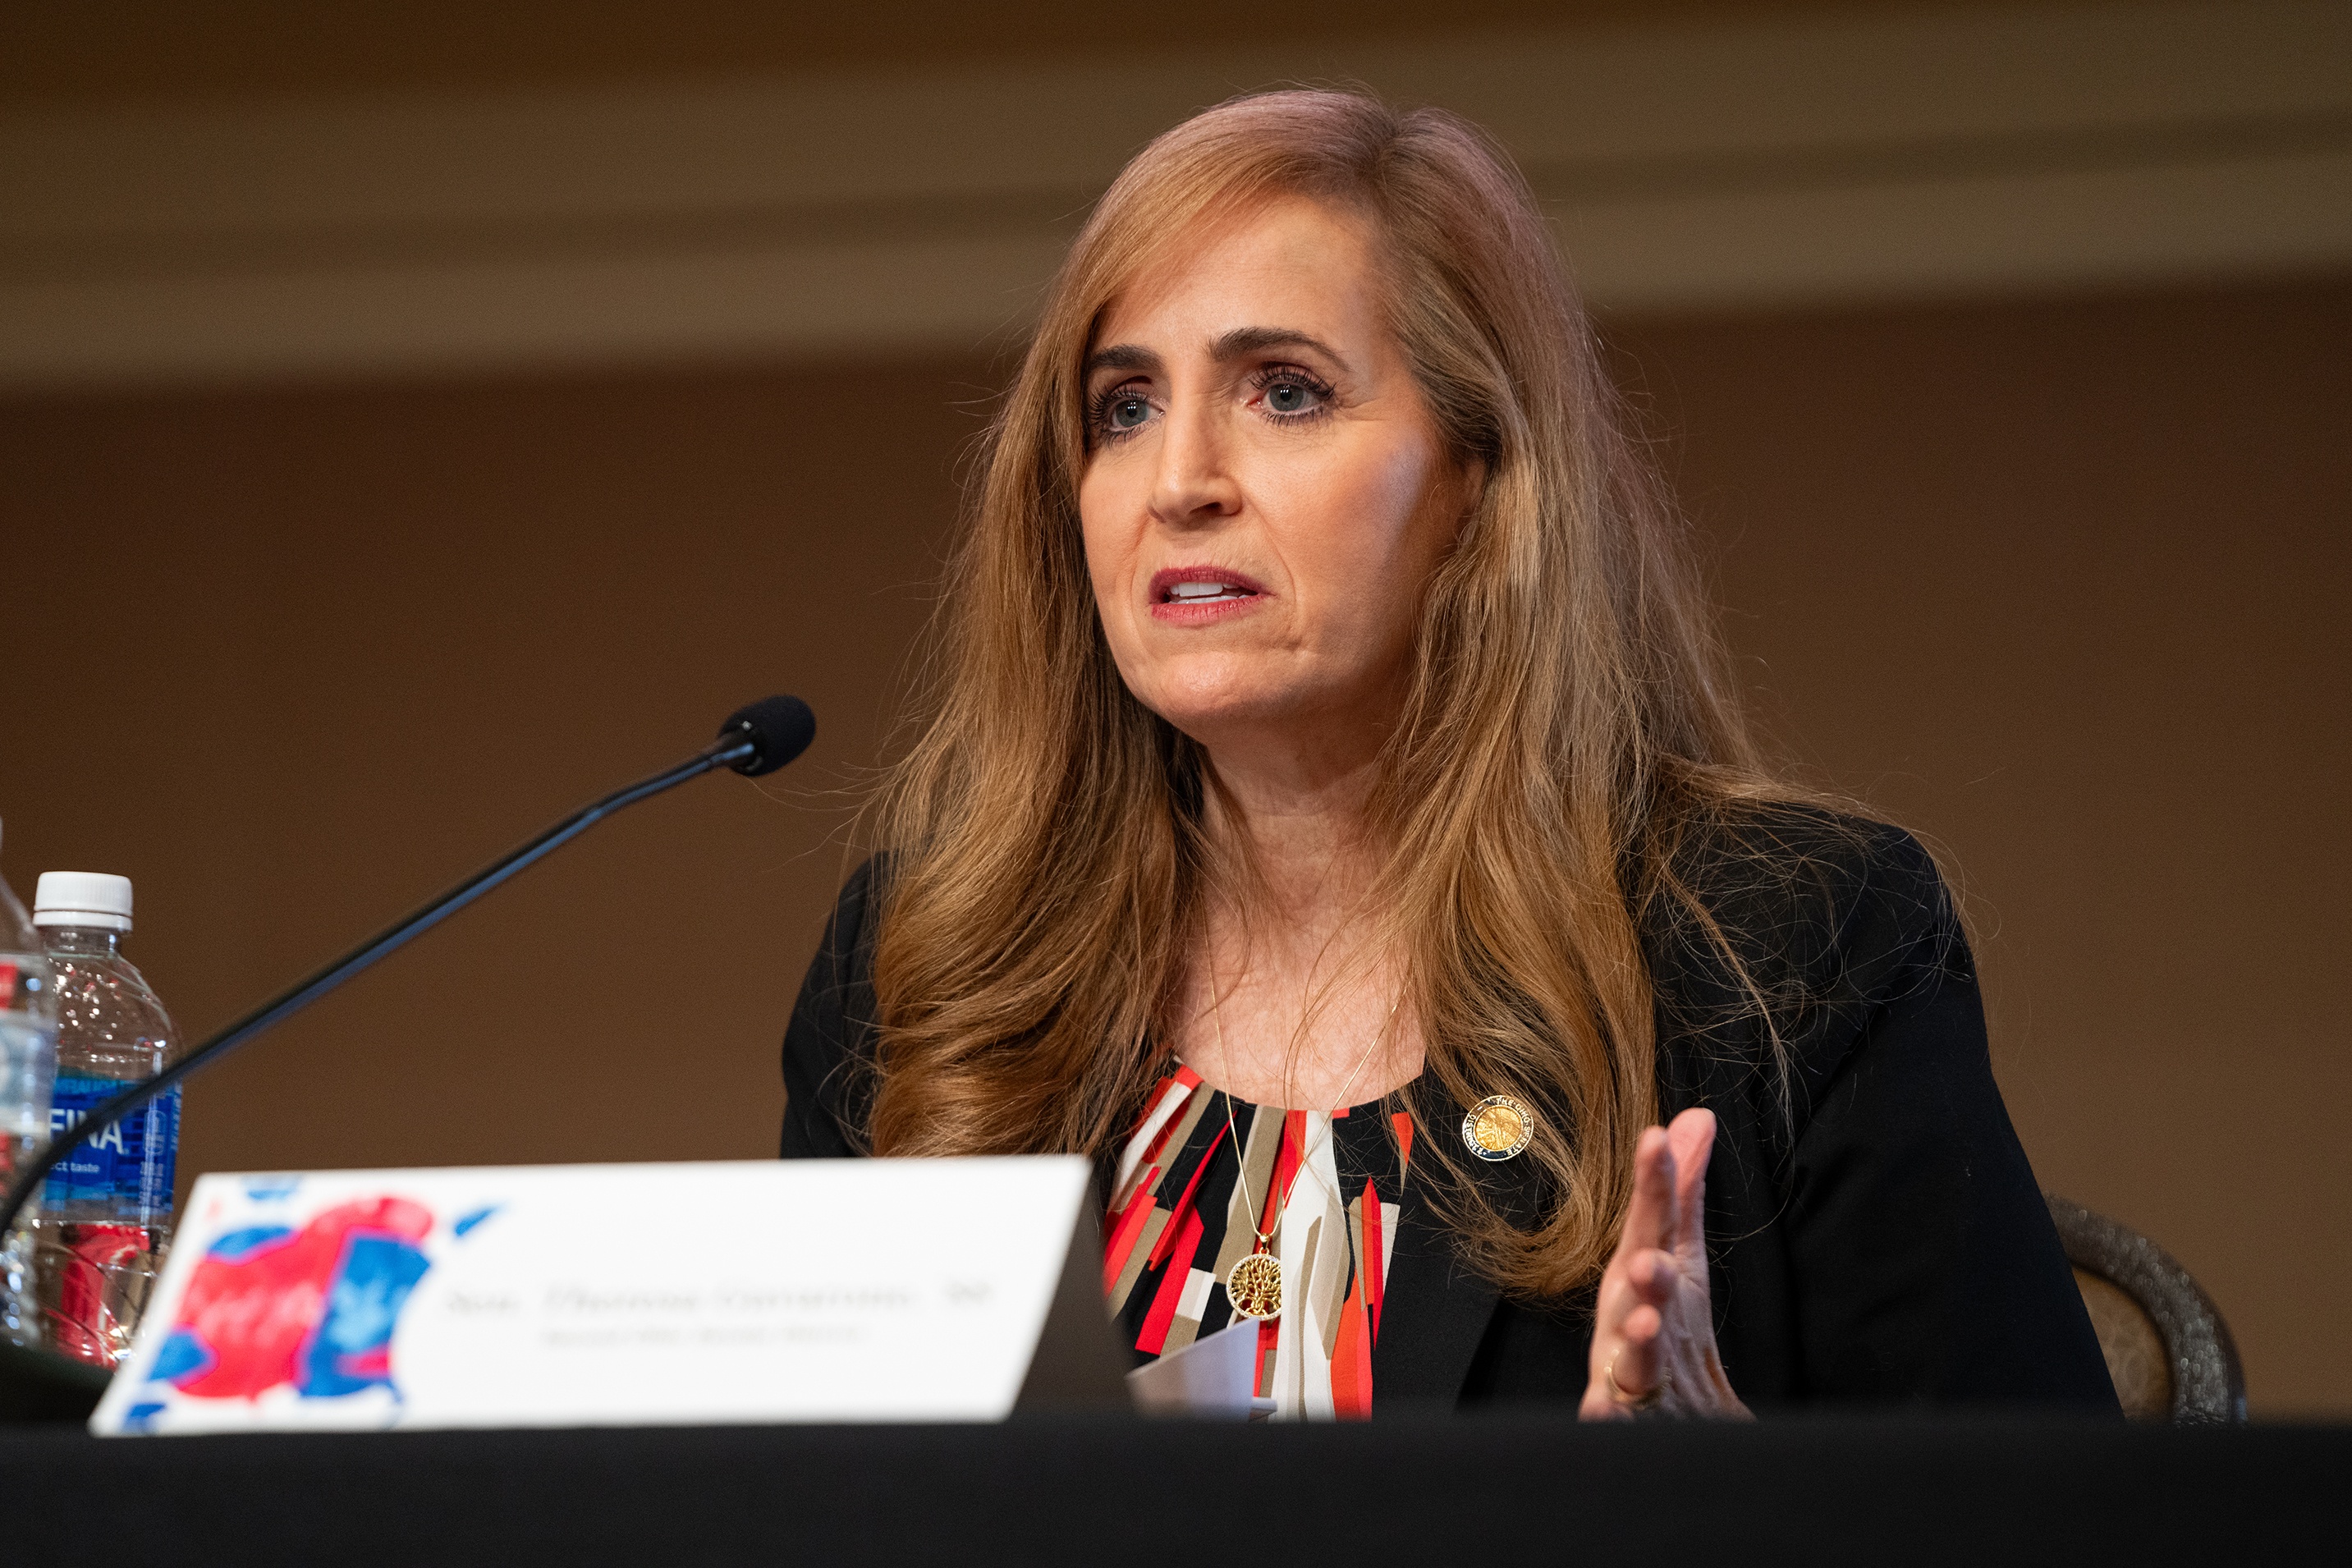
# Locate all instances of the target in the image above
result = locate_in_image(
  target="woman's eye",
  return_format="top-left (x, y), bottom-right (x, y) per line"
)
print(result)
top-left (1108, 396), bottom-right (1153, 430)
top-left (1254, 372), bottom-right (1330, 418)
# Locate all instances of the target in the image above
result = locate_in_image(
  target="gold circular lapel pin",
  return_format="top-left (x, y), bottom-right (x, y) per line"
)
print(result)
top-left (1461, 1094), bottom-right (1534, 1162)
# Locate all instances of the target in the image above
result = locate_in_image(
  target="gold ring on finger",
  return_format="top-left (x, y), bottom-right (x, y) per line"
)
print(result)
top-left (1606, 1349), bottom-right (1668, 1410)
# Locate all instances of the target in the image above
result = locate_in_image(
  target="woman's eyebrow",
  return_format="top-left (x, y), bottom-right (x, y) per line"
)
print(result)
top-left (1084, 328), bottom-right (1350, 380)
top-left (1210, 326), bottom-right (1351, 371)
top-left (1083, 343), bottom-right (1160, 378)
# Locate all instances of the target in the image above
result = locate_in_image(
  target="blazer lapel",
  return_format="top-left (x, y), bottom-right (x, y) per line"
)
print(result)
top-left (1371, 1173), bottom-right (1500, 1409)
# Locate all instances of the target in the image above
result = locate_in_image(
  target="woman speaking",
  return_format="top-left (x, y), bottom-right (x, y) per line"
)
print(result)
top-left (781, 89), bottom-right (2116, 1420)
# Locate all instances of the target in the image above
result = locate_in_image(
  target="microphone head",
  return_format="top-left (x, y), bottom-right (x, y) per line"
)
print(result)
top-left (718, 695), bottom-right (816, 777)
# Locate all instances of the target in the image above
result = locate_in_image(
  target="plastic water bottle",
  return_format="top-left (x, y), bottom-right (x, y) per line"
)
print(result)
top-left (0, 829), bottom-right (60, 1350)
top-left (31, 872), bottom-right (181, 1367)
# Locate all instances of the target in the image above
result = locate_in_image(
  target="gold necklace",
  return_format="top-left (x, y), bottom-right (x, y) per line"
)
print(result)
top-left (1212, 967), bottom-right (1400, 1322)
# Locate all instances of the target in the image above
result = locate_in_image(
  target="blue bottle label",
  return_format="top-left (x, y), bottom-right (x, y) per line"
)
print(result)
top-left (44, 1074), bottom-right (181, 1222)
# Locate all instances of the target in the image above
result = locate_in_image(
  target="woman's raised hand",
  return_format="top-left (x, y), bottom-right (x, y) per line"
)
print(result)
top-left (1579, 1107), bottom-right (1754, 1420)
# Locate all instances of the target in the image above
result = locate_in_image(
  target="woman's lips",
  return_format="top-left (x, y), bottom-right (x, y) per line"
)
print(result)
top-left (1148, 565), bottom-right (1269, 623)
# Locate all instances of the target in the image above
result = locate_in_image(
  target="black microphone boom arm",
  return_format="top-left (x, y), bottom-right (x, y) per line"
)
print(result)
top-left (0, 695), bottom-right (814, 1245)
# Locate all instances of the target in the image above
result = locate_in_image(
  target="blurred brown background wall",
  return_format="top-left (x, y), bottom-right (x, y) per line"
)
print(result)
top-left (3, 2), bottom-right (2348, 1413)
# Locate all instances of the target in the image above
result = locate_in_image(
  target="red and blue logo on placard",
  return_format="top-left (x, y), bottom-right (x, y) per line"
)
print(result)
top-left (122, 1194), bottom-right (499, 1430)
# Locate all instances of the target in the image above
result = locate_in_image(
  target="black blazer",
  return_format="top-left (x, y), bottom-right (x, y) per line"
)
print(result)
top-left (780, 809), bottom-right (2119, 1414)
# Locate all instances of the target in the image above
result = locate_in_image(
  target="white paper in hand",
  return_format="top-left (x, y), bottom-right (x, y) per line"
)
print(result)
top-left (1126, 1318), bottom-right (1271, 1419)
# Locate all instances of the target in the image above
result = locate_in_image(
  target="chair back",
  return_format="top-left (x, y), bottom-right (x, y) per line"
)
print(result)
top-left (2045, 1194), bottom-right (2245, 1423)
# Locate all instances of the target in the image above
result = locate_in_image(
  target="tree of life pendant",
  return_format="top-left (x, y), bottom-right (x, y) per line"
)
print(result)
top-left (1226, 1249), bottom-right (1283, 1319)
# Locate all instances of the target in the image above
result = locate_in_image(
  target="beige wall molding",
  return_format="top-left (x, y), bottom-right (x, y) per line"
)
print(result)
top-left (5, 1), bottom-right (2349, 388)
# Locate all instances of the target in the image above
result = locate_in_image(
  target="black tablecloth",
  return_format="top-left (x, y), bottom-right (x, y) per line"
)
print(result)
top-left (2, 1415), bottom-right (2337, 1565)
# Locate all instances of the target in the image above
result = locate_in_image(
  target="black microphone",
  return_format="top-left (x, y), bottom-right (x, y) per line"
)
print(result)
top-left (0, 696), bottom-right (816, 1245)
top-left (713, 695), bottom-right (817, 777)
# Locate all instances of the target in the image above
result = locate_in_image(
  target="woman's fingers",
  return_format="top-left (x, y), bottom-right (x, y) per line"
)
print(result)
top-left (1618, 1124), bottom-right (1677, 1258)
top-left (1621, 1302), bottom-right (1662, 1346)
top-left (1600, 1134), bottom-right (1679, 1385)
top-left (1664, 1107), bottom-right (1717, 1255)
top-left (1593, 1246), bottom-right (1676, 1409)
top-left (1625, 1245), bottom-right (1678, 1304)
top-left (1607, 1301), bottom-right (1663, 1405)
top-left (1583, 1112), bottom-right (1733, 1420)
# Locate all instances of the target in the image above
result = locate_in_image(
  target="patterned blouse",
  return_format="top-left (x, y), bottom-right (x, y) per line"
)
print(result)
top-left (1105, 1064), bottom-right (1416, 1420)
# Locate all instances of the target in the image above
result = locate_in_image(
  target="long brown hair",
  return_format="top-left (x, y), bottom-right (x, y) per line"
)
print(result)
top-left (862, 89), bottom-right (1812, 1297)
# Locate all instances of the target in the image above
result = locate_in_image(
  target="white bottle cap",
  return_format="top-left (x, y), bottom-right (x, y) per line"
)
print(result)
top-left (34, 871), bottom-right (135, 932)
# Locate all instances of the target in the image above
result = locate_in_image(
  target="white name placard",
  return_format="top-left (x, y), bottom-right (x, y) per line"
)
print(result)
top-left (90, 1156), bottom-right (1126, 1436)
